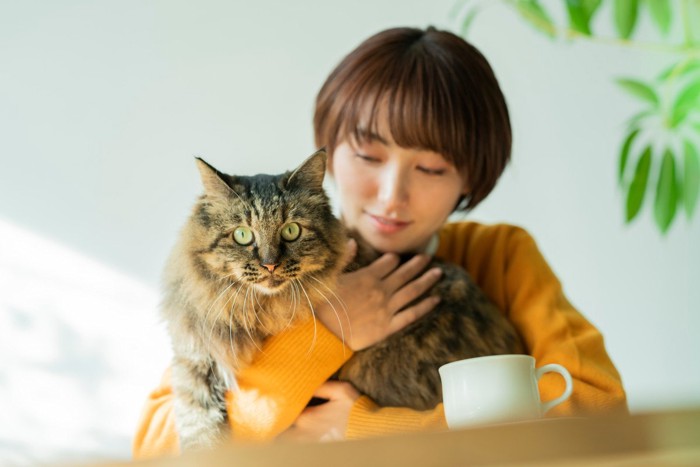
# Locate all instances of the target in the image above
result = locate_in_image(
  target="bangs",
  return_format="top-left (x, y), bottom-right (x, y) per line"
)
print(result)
top-left (343, 64), bottom-right (471, 173)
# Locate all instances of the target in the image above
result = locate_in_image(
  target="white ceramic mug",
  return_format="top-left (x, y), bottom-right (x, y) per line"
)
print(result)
top-left (438, 354), bottom-right (573, 429)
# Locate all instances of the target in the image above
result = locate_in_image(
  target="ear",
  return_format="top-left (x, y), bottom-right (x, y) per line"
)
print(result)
top-left (286, 148), bottom-right (327, 191)
top-left (195, 157), bottom-right (238, 199)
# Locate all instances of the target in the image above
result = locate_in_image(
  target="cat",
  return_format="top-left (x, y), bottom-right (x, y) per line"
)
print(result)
top-left (161, 149), bottom-right (523, 450)
top-left (162, 149), bottom-right (346, 450)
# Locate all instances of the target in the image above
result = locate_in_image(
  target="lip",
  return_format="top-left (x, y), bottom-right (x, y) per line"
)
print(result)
top-left (366, 212), bottom-right (412, 234)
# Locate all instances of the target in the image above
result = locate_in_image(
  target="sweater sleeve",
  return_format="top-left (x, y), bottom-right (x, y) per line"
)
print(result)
top-left (504, 227), bottom-right (628, 416)
top-left (132, 318), bottom-right (352, 459)
top-left (346, 397), bottom-right (447, 439)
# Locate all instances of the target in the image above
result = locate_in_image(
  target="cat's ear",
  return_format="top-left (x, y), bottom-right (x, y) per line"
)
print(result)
top-left (286, 148), bottom-right (327, 191)
top-left (195, 157), bottom-right (240, 199)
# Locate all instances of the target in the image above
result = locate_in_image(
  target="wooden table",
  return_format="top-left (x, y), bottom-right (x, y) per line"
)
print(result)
top-left (101, 408), bottom-right (700, 466)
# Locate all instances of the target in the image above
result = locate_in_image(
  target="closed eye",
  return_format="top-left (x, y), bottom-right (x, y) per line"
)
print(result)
top-left (417, 166), bottom-right (446, 176)
top-left (355, 153), bottom-right (381, 163)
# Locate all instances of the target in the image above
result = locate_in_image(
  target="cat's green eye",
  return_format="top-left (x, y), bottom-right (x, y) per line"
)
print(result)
top-left (281, 222), bottom-right (301, 241)
top-left (233, 227), bottom-right (254, 246)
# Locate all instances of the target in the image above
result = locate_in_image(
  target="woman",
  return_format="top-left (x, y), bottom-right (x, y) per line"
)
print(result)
top-left (133, 26), bottom-right (627, 457)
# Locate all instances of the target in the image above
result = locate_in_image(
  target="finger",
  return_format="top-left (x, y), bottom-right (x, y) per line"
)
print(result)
top-left (312, 380), bottom-right (356, 401)
top-left (364, 253), bottom-right (400, 279)
top-left (388, 267), bottom-right (442, 312)
top-left (277, 425), bottom-right (310, 443)
top-left (383, 255), bottom-right (434, 294)
top-left (387, 296), bottom-right (441, 335)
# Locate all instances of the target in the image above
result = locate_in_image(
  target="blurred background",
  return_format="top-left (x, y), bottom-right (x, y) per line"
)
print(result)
top-left (1, 0), bottom-right (698, 464)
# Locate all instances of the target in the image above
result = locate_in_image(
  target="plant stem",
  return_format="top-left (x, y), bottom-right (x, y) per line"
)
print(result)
top-left (565, 30), bottom-right (700, 55)
top-left (501, 0), bottom-right (700, 55)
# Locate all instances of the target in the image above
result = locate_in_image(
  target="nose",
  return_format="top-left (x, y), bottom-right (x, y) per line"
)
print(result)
top-left (260, 263), bottom-right (279, 273)
top-left (377, 164), bottom-right (409, 209)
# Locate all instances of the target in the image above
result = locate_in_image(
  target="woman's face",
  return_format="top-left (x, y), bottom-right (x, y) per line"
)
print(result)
top-left (330, 130), bottom-right (468, 254)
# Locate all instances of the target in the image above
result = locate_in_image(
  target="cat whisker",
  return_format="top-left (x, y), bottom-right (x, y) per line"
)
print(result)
top-left (283, 280), bottom-right (299, 330)
top-left (308, 275), bottom-right (349, 314)
top-left (207, 279), bottom-right (241, 345)
top-left (307, 282), bottom-right (346, 353)
top-left (295, 278), bottom-right (317, 355)
top-left (217, 271), bottom-right (239, 283)
top-left (251, 288), bottom-right (272, 335)
top-left (206, 281), bottom-right (241, 345)
top-left (241, 286), bottom-right (264, 355)
top-left (203, 277), bottom-right (241, 331)
top-left (308, 274), bottom-right (354, 348)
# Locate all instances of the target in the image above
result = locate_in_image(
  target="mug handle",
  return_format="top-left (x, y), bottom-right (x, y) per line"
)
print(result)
top-left (535, 364), bottom-right (573, 414)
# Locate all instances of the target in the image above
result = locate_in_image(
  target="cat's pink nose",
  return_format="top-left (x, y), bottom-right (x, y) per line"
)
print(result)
top-left (261, 263), bottom-right (278, 273)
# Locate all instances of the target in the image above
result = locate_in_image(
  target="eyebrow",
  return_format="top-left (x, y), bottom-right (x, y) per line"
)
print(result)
top-left (355, 127), bottom-right (388, 145)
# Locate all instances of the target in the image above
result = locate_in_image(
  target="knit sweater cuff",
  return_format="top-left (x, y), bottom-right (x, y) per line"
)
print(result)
top-left (346, 396), bottom-right (448, 439)
top-left (230, 317), bottom-right (353, 440)
top-left (253, 316), bottom-right (353, 385)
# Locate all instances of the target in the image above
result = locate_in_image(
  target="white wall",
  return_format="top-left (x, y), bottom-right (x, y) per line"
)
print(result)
top-left (1, 0), bottom-right (698, 463)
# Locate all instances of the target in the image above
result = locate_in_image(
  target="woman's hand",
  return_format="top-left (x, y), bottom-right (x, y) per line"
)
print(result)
top-left (315, 239), bottom-right (442, 351)
top-left (278, 381), bottom-right (360, 442)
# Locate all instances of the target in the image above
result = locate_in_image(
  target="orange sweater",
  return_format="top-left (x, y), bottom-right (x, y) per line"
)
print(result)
top-left (132, 222), bottom-right (628, 458)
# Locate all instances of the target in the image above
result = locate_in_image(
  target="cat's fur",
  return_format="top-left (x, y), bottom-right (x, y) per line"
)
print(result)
top-left (162, 149), bottom-right (522, 450)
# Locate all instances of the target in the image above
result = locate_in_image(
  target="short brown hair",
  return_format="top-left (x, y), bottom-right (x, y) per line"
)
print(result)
top-left (313, 26), bottom-right (512, 210)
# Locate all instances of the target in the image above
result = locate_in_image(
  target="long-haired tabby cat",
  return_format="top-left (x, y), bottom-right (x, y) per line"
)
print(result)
top-left (162, 149), bottom-right (523, 450)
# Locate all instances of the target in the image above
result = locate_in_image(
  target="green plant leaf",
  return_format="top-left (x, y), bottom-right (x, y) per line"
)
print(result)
top-left (515, 0), bottom-right (557, 38)
top-left (684, 141), bottom-right (700, 219)
top-left (628, 109), bottom-right (655, 127)
top-left (626, 146), bottom-right (652, 222)
top-left (616, 78), bottom-right (660, 108)
top-left (654, 149), bottom-right (679, 233)
top-left (657, 59), bottom-right (700, 82)
top-left (691, 121), bottom-right (700, 134)
top-left (582, 0), bottom-right (603, 17)
top-left (565, 0), bottom-right (602, 35)
top-left (614, 0), bottom-right (639, 39)
top-left (619, 128), bottom-right (641, 184)
top-left (689, 0), bottom-right (700, 44)
top-left (566, 0), bottom-right (592, 35)
top-left (670, 79), bottom-right (700, 127)
top-left (647, 0), bottom-right (672, 36)
top-left (460, 7), bottom-right (481, 37)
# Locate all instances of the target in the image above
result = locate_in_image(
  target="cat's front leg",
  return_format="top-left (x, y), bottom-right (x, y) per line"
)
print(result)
top-left (171, 355), bottom-right (230, 451)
